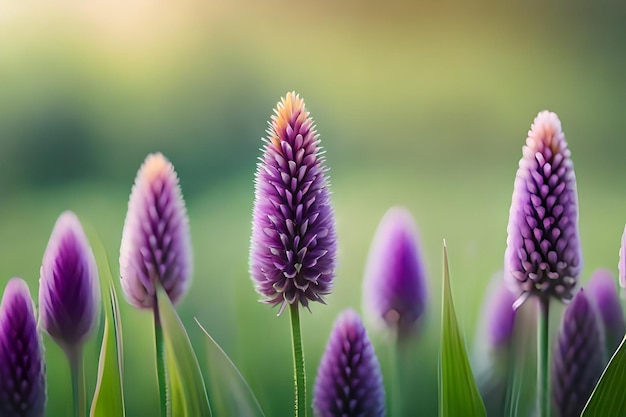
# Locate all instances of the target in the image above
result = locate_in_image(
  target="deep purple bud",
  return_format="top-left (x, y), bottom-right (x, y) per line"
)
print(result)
top-left (120, 153), bottom-right (192, 309)
top-left (552, 289), bottom-right (603, 417)
top-left (0, 279), bottom-right (46, 417)
top-left (39, 211), bottom-right (100, 355)
top-left (313, 309), bottom-right (385, 417)
top-left (482, 273), bottom-right (519, 348)
top-left (250, 92), bottom-right (337, 313)
top-left (586, 268), bottom-right (625, 357)
top-left (505, 111), bottom-right (582, 305)
top-left (362, 206), bottom-right (428, 339)
top-left (617, 226), bottom-right (626, 288)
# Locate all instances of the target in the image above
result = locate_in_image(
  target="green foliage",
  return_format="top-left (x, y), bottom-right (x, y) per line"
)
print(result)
top-left (581, 335), bottom-right (626, 416)
top-left (440, 242), bottom-right (487, 417)
top-left (196, 318), bottom-right (265, 417)
top-left (87, 236), bottom-right (126, 417)
top-left (156, 283), bottom-right (212, 417)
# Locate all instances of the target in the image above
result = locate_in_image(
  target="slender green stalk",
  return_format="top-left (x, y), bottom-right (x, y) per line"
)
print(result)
top-left (391, 339), bottom-right (408, 417)
top-left (537, 296), bottom-right (550, 417)
top-left (289, 303), bottom-right (307, 417)
top-left (69, 348), bottom-right (86, 417)
top-left (154, 303), bottom-right (169, 417)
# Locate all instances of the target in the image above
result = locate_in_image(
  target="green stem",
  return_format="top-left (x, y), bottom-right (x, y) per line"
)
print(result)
top-left (391, 339), bottom-right (408, 417)
top-left (69, 348), bottom-right (86, 417)
top-left (537, 296), bottom-right (550, 417)
top-left (154, 303), bottom-right (169, 417)
top-left (289, 303), bottom-right (307, 417)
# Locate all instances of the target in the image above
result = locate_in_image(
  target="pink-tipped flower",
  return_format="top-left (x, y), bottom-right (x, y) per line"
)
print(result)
top-left (587, 268), bottom-right (625, 358)
top-left (250, 92), bottom-right (337, 313)
top-left (0, 278), bottom-right (46, 417)
top-left (120, 153), bottom-right (192, 309)
top-left (313, 309), bottom-right (385, 417)
top-left (617, 226), bottom-right (626, 288)
top-left (39, 211), bottom-right (100, 356)
top-left (362, 206), bottom-right (428, 340)
top-left (505, 111), bottom-right (582, 305)
top-left (552, 289), bottom-right (603, 417)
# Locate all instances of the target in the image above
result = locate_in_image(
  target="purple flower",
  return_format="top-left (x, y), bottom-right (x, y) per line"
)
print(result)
top-left (362, 206), bottom-right (428, 339)
top-left (39, 211), bottom-right (100, 355)
top-left (617, 226), bottom-right (626, 288)
top-left (505, 111), bottom-right (582, 304)
top-left (120, 152), bottom-right (192, 309)
top-left (586, 268), bottom-right (625, 357)
top-left (552, 289), bottom-right (603, 417)
top-left (250, 92), bottom-right (337, 313)
top-left (0, 278), bottom-right (46, 417)
top-left (482, 273), bottom-right (519, 348)
top-left (313, 309), bottom-right (385, 417)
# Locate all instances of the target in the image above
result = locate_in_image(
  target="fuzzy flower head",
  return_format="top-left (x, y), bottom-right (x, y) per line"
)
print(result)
top-left (505, 111), bottom-right (581, 305)
top-left (552, 289), bottom-right (603, 417)
top-left (0, 278), bottom-right (46, 417)
top-left (313, 309), bottom-right (385, 417)
top-left (587, 268), bottom-right (625, 357)
top-left (250, 92), bottom-right (337, 313)
top-left (617, 226), bottom-right (626, 288)
top-left (120, 153), bottom-right (192, 309)
top-left (362, 206), bottom-right (428, 340)
top-left (39, 211), bottom-right (100, 355)
top-left (480, 272), bottom-right (519, 348)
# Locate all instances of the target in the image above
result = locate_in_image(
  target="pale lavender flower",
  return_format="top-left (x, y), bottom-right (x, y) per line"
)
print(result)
top-left (362, 206), bottom-right (428, 339)
top-left (120, 152), bottom-right (192, 309)
top-left (586, 268), bottom-right (625, 357)
top-left (313, 309), bottom-right (385, 417)
top-left (483, 273), bottom-right (519, 348)
top-left (250, 92), bottom-right (337, 313)
top-left (505, 111), bottom-right (581, 305)
top-left (39, 211), bottom-right (100, 355)
top-left (617, 226), bottom-right (626, 288)
top-left (552, 289), bottom-right (603, 417)
top-left (0, 278), bottom-right (46, 417)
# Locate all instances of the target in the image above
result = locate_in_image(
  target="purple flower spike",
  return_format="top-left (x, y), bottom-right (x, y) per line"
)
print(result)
top-left (587, 268), bottom-right (625, 357)
top-left (362, 206), bottom-right (428, 339)
top-left (617, 226), bottom-right (626, 288)
top-left (552, 289), bottom-right (603, 417)
top-left (0, 278), bottom-right (46, 417)
top-left (120, 153), bottom-right (192, 309)
top-left (505, 111), bottom-right (582, 305)
top-left (313, 309), bottom-right (385, 417)
top-left (250, 92), bottom-right (337, 313)
top-left (39, 211), bottom-right (100, 355)
top-left (483, 275), bottom-right (519, 348)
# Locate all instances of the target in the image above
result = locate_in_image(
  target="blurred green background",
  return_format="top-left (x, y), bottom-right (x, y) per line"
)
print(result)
top-left (0, 1), bottom-right (624, 416)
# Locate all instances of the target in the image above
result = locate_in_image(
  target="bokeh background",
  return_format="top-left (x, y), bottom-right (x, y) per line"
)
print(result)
top-left (0, 1), bottom-right (624, 416)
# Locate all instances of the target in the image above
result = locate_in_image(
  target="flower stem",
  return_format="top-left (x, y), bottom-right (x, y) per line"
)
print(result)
top-left (537, 296), bottom-right (550, 417)
top-left (289, 303), bottom-right (307, 417)
top-left (69, 348), bottom-right (86, 417)
top-left (154, 303), bottom-right (169, 417)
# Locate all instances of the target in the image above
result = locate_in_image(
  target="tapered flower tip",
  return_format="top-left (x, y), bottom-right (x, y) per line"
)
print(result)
top-left (0, 278), bottom-right (46, 417)
top-left (120, 152), bottom-right (192, 309)
top-left (552, 288), bottom-right (604, 417)
top-left (313, 309), bottom-right (385, 417)
top-left (505, 111), bottom-right (581, 304)
top-left (362, 206), bottom-right (428, 339)
top-left (250, 92), bottom-right (337, 313)
top-left (617, 226), bottom-right (626, 288)
top-left (39, 211), bottom-right (100, 354)
top-left (481, 273), bottom-right (519, 347)
top-left (587, 268), bottom-right (625, 355)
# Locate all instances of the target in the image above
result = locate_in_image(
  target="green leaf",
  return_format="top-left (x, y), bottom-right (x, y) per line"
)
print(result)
top-left (581, 335), bottom-right (626, 416)
top-left (156, 283), bottom-right (212, 417)
top-left (89, 239), bottom-right (126, 417)
top-left (439, 241), bottom-right (487, 417)
top-left (195, 318), bottom-right (266, 417)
